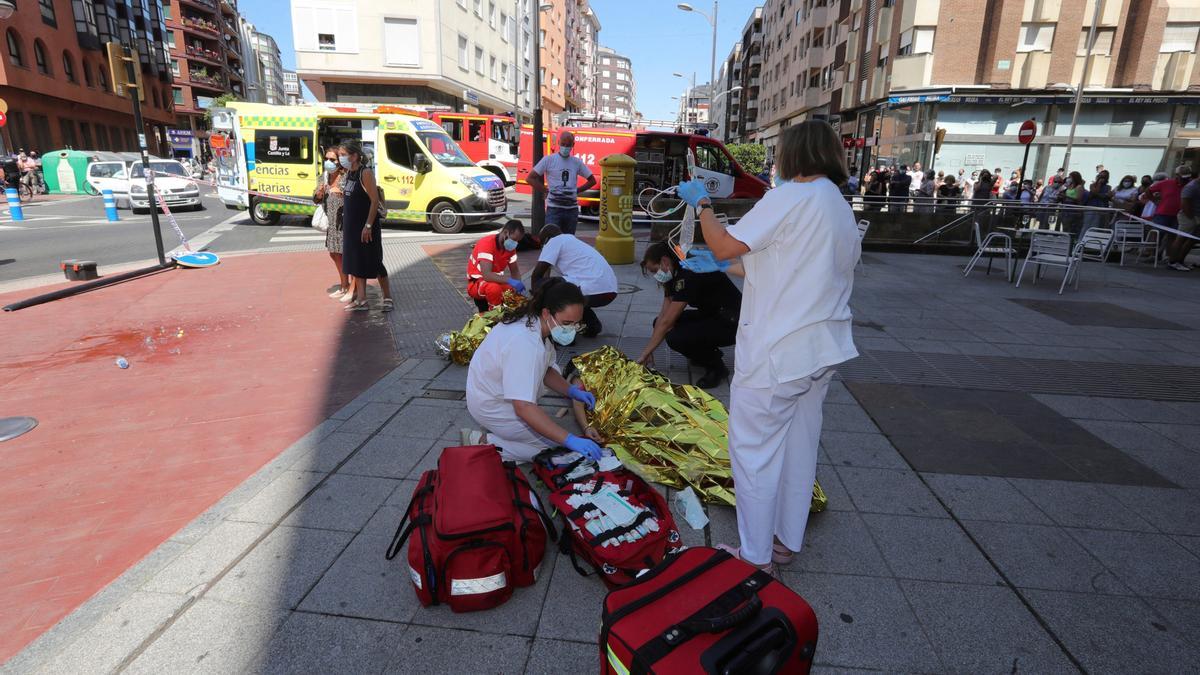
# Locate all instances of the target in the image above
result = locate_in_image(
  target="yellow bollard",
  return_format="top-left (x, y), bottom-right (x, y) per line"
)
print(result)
top-left (595, 153), bottom-right (635, 264)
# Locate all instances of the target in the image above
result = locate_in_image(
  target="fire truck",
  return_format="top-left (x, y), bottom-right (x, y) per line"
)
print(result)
top-left (515, 126), bottom-right (767, 211)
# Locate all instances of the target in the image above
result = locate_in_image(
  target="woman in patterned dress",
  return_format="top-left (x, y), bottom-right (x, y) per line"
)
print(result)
top-left (315, 147), bottom-right (349, 300)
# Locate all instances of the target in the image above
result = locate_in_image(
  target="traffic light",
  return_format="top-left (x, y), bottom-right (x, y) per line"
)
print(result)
top-left (105, 42), bottom-right (144, 102)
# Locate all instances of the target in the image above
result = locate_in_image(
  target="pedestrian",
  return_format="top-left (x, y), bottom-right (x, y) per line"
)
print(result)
top-left (636, 241), bottom-right (742, 388)
top-left (29, 151), bottom-right (44, 193)
top-left (1140, 172), bottom-right (1167, 222)
top-left (935, 170), bottom-right (945, 191)
top-left (1058, 171), bottom-right (1087, 236)
top-left (1038, 175), bottom-right (1064, 228)
top-left (757, 160), bottom-right (773, 184)
top-left (466, 220), bottom-right (527, 310)
top-left (1147, 166), bottom-right (1187, 233)
top-left (1084, 170), bottom-right (1112, 230)
top-left (888, 164), bottom-right (912, 211)
top-left (338, 141), bottom-right (393, 312)
top-left (525, 131), bottom-right (596, 235)
top-left (1166, 169), bottom-right (1198, 271)
top-left (916, 170), bottom-right (936, 213)
top-left (847, 166), bottom-right (860, 194)
top-left (530, 224), bottom-right (618, 337)
top-left (1111, 175), bottom-right (1140, 215)
top-left (17, 152), bottom-right (36, 192)
top-left (314, 147), bottom-right (349, 300)
top-left (972, 169), bottom-right (994, 203)
top-left (936, 175), bottom-right (961, 214)
top-left (465, 278), bottom-right (602, 462)
top-left (673, 120), bottom-right (859, 574)
top-left (909, 162), bottom-right (924, 189)
top-left (864, 167), bottom-right (887, 211)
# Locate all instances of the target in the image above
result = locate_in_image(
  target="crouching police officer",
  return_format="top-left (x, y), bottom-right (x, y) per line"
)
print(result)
top-left (635, 242), bottom-right (742, 388)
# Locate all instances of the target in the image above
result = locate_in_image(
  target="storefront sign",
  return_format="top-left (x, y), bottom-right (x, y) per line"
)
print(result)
top-left (167, 129), bottom-right (194, 150)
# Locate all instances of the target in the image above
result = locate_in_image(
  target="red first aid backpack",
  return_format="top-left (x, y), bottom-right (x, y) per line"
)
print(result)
top-left (531, 448), bottom-right (683, 588)
top-left (386, 444), bottom-right (553, 612)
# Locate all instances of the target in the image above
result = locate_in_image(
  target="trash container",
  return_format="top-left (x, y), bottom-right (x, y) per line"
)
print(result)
top-left (41, 149), bottom-right (91, 194)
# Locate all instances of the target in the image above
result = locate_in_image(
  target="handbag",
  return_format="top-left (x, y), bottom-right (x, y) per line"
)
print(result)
top-left (311, 203), bottom-right (329, 232)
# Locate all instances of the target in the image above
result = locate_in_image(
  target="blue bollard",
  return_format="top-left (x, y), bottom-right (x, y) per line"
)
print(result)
top-left (102, 189), bottom-right (120, 221)
top-left (5, 188), bottom-right (23, 221)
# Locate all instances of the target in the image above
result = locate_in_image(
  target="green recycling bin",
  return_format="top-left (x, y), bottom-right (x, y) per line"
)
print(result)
top-left (42, 149), bottom-right (91, 194)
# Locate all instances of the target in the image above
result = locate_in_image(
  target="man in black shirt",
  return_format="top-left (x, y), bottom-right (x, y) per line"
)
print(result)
top-left (888, 164), bottom-right (912, 211)
top-left (635, 242), bottom-right (742, 388)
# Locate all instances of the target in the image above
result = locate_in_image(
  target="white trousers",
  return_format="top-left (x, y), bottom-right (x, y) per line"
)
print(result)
top-left (467, 402), bottom-right (555, 462)
top-left (728, 368), bottom-right (833, 565)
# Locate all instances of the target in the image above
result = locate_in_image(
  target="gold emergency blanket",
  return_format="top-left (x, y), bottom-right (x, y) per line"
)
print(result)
top-left (572, 346), bottom-right (827, 512)
top-left (445, 291), bottom-right (527, 366)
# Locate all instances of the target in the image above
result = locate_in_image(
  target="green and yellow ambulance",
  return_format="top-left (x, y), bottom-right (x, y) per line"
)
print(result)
top-left (209, 102), bottom-right (507, 234)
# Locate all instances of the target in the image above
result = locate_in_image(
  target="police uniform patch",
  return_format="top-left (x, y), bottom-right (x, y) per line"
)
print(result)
top-left (673, 278), bottom-right (686, 293)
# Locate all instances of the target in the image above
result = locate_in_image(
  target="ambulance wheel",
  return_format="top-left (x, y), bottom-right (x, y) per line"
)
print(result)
top-left (250, 198), bottom-right (280, 226)
top-left (429, 201), bottom-right (465, 234)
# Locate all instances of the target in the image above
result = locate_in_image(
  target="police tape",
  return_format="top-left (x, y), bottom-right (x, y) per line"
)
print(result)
top-left (141, 172), bottom-right (518, 220)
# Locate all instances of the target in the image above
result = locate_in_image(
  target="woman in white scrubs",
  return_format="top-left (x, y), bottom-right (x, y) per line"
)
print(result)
top-left (675, 120), bottom-right (861, 573)
top-left (466, 278), bottom-right (604, 462)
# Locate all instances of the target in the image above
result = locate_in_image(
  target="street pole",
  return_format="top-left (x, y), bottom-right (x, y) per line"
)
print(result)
top-left (1063, 0), bottom-right (1101, 174)
top-left (531, 3), bottom-right (545, 234)
top-left (123, 44), bottom-right (166, 265)
top-left (1018, 123), bottom-right (1033, 184)
top-left (709, 1), bottom-right (718, 129)
top-left (513, 0), bottom-right (521, 119)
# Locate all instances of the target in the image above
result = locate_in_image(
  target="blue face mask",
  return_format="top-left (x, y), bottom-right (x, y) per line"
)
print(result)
top-left (653, 268), bottom-right (673, 284)
top-left (338, 155), bottom-right (352, 170)
top-left (549, 315), bottom-right (577, 346)
top-left (503, 237), bottom-right (518, 251)
top-left (772, 174), bottom-right (784, 187)
top-left (559, 146), bottom-right (572, 158)
top-left (324, 160), bottom-right (337, 172)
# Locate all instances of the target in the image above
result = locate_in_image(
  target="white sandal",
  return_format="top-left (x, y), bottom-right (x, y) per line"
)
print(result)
top-left (344, 300), bottom-right (369, 312)
top-left (381, 298), bottom-right (394, 312)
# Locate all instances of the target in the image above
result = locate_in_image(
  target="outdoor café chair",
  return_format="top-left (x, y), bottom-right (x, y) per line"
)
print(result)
top-left (1015, 229), bottom-right (1080, 294)
top-left (856, 219), bottom-right (870, 270)
top-left (963, 221), bottom-right (1015, 282)
top-left (1112, 218), bottom-right (1160, 267)
top-left (1076, 226), bottom-right (1114, 264)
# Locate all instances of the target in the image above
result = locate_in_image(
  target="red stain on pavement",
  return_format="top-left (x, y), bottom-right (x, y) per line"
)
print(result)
top-left (0, 252), bottom-right (401, 662)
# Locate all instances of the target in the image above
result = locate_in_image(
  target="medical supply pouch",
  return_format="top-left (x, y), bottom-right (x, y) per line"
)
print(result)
top-left (532, 448), bottom-right (683, 588)
top-left (601, 546), bottom-right (819, 675)
top-left (386, 444), bottom-right (553, 612)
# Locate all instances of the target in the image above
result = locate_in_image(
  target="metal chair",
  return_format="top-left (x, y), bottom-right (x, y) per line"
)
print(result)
top-left (856, 219), bottom-right (870, 269)
top-left (1112, 218), bottom-right (1160, 267)
top-left (963, 221), bottom-right (1016, 281)
top-left (1015, 229), bottom-right (1080, 294)
top-left (1076, 226), bottom-right (1114, 263)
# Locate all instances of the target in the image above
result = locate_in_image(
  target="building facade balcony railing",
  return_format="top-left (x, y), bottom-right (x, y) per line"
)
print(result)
top-left (185, 44), bottom-right (223, 65)
top-left (190, 72), bottom-right (227, 90)
top-left (182, 16), bottom-right (221, 37)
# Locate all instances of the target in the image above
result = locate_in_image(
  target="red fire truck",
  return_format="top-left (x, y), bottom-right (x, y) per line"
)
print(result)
top-left (515, 126), bottom-right (767, 210)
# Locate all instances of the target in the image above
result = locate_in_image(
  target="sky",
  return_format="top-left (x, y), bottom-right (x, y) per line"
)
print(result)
top-left (236, 0), bottom-right (765, 121)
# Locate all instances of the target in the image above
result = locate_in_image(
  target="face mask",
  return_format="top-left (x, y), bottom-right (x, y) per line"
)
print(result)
top-left (503, 237), bottom-right (518, 252)
top-left (338, 156), bottom-right (352, 169)
top-left (1122, 181), bottom-right (1133, 188)
top-left (772, 173), bottom-right (785, 187)
top-left (324, 160), bottom-right (337, 172)
top-left (549, 316), bottom-right (577, 346)
top-left (653, 268), bottom-right (673, 284)
top-left (558, 146), bottom-right (572, 158)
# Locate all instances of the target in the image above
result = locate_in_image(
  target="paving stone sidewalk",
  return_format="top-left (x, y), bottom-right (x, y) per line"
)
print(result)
top-left (9, 237), bottom-right (1200, 673)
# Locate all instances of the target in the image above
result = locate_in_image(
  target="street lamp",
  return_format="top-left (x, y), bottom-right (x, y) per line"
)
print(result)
top-left (531, 1), bottom-right (554, 234)
top-left (677, 1), bottom-right (717, 130)
top-left (712, 85), bottom-right (741, 101)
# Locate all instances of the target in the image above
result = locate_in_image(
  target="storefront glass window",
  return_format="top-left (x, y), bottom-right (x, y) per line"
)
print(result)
top-left (1052, 104), bottom-right (1171, 138)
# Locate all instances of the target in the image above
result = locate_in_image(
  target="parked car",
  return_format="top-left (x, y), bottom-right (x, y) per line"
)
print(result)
top-left (104, 158), bottom-right (203, 213)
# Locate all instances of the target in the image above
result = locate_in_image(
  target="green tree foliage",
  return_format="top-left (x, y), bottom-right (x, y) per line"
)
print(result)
top-left (204, 93), bottom-right (240, 124)
top-left (727, 143), bottom-right (766, 175)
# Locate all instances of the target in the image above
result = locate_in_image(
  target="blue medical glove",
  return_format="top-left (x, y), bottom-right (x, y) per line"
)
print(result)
top-left (506, 278), bottom-right (527, 295)
top-left (679, 249), bottom-right (731, 274)
top-left (676, 179), bottom-right (710, 208)
top-left (568, 384), bottom-right (596, 410)
top-left (564, 434), bottom-right (603, 461)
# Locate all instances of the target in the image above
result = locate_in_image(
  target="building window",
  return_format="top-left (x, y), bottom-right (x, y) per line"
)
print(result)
top-left (40, 0), bottom-right (56, 27)
top-left (1161, 23), bottom-right (1200, 53)
top-left (166, 31), bottom-right (175, 50)
top-left (458, 35), bottom-right (469, 70)
top-left (475, 46), bottom-right (484, 74)
top-left (474, 0), bottom-right (482, 17)
top-left (898, 27), bottom-right (935, 56)
top-left (62, 51), bottom-right (76, 83)
top-left (162, 3), bottom-right (171, 20)
top-left (83, 61), bottom-right (93, 86)
top-left (173, 88), bottom-right (184, 105)
top-left (318, 33), bottom-right (336, 51)
top-left (98, 65), bottom-right (108, 91)
top-left (170, 58), bottom-right (180, 77)
top-left (1017, 23), bottom-right (1055, 52)
top-left (490, 54), bottom-right (497, 81)
top-left (34, 40), bottom-right (50, 75)
top-left (457, 0), bottom-right (466, 8)
top-left (500, 12), bottom-right (509, 42)
top-left (501, 62), bottom-right (509, 90)
top-left (60, 118), bottom-right (77, 148)
top-left (7, 29), bottom-right (23, 67)
top-left (1077, 27), bottom-right (1116, 55)
top-left (383, 18), bottom-right (419, 66)
top-left (489, 1), bottom-right (496, 28)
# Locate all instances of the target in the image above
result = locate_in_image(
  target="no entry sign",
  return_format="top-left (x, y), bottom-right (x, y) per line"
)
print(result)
top-left (1018, 119), bottom-right (1037, 145)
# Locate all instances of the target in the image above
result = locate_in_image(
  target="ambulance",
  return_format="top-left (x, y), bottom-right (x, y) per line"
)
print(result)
top-left (209, 102), bottom-right (507, 234)
top-left (515, 126), bottom-right (767, 211)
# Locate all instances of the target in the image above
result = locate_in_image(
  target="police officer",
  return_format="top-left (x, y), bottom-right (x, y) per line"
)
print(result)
top-left (635, 242), bottom-right (742, 389)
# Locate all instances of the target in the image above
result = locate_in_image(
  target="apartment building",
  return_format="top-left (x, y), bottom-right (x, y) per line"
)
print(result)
top-left (292, 0), bottom-right (529, 116)
top-left (165, 0), bottom-right (248, 133)
top-left (731, 6), bottom-right (764, 143)
top-left (539, 0), bottom-right (568, 124)
top-left (564, 0), bottom-right (601, 115)
top-left (824, 0), bottom-right (1200, 180)
top-left (712, 43), bottom-right (743, 142)
top-left (282, 70), bottom-right (302, 105)
top-left (254, 31), bottom-right (284, 105)
top-left (595, 45), bottom-right (636, 123)
top-left (676, 83), bottom-right (712, 130)
top-left (0, 0), bottom-right (175, 155)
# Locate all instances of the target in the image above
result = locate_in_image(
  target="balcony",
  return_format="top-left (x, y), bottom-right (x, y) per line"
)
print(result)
top-left (181, 0), bottom-right (217, 12)
top-left (1011, 50), bottom-right (1051, 89)
top-left (181, 16), bottom-right (221, 38)
top-left (749, 53), bottom-right (762, 67)
top-left (189, 70), bottom-right (226, 91)
top-left (1071, 53), bottom-right (1111, 88)
top-left (802, 88), bottom-right (822, 110)
top-left (890, 52), bottom-right (934, 90)
top-left (808, 5), bottom-right (828, 28)
top-left (900, 0), bottom-right (941, 32)
top-left (184, 44), bottom-right (223, 66)
top-left (1156, 51), bottom-right (1196, 91)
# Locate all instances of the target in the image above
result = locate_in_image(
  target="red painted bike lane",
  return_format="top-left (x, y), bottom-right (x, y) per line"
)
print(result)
top-left (0, 252), bottom-right (401, 662)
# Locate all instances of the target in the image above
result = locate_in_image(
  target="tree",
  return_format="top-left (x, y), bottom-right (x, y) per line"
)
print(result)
top-left (204, 93), bottom-right (240, 124)
top-left (727, 143), bottom-right (766, 175)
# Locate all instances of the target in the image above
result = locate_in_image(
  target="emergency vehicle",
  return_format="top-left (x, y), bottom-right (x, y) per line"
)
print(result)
top-left (208, 102), bottom-right (507, 234)
top-left (515, 127), bottom-right (767, 211)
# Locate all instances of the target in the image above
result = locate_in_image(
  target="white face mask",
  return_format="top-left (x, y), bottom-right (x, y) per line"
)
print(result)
top-left (558, 146), bottom-right (572, 158)
top-left (548, 315), bottom-right (577, 346)
top-left (653, 268), bottom-right (673, 284)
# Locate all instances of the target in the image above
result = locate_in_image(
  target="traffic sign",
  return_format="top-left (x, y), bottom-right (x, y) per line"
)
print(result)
top-left (1018, 119), bottom-right (1037, 145)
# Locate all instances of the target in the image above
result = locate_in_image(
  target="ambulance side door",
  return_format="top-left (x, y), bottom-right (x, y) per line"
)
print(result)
top-left (378, 131), bottom-right (422, 220)
top-left (691, 141), bottom-right (736, 199)
top-left (248, 128), bottom-right (317, 202)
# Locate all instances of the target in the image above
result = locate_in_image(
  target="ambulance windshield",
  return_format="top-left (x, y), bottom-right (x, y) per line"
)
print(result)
top-left (416, 131), bottom-right (475, 168)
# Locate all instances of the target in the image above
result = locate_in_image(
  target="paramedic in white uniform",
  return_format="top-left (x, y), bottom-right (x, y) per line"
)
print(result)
top-left (466, 278), bottom-right (604, 462)
top-left (675, 120), bottom-right (860, 573)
